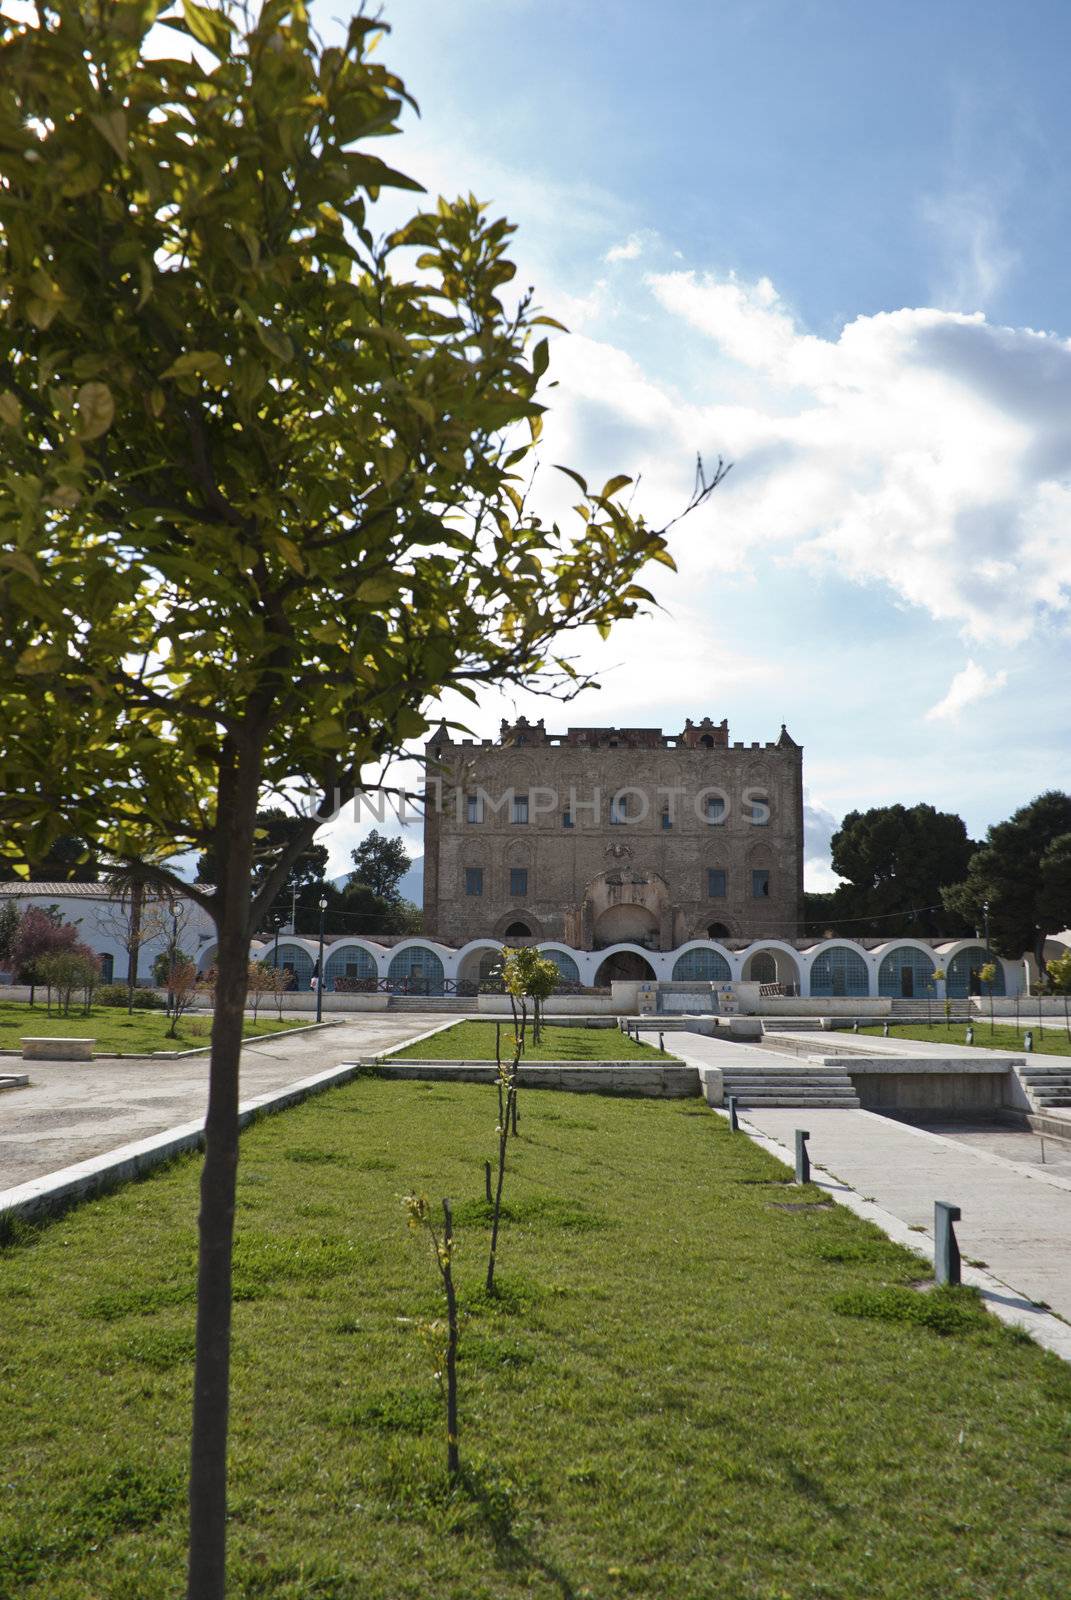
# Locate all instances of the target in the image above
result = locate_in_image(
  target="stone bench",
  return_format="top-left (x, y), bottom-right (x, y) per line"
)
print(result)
top-left (21, 1037), bottom-right (94, 1061)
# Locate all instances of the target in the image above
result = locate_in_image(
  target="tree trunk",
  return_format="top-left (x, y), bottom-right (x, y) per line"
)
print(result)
top-left (186, 752), bottom-right (259, 1600)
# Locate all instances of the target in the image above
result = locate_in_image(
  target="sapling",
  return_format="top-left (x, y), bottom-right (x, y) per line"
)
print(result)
top-left (405, 1193), bottom-right (460, 1479)
top-left (486, 1030), bottom-right (525, 1295)
top-left (979, 963), bottom-right (997, 1038)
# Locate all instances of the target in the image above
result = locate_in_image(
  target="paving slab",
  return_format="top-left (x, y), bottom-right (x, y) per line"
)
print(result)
top-left (0, 1013), bottom-right (462, 1189)
top-left (737, 1105), bottom-right (1071, 1323)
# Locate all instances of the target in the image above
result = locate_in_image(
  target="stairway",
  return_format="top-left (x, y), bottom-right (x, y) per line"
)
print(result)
top-left (720, 1060), bottom-right (860, 1109)
top-left (1017, 1063), bottom-right (1071, 1109)
top-left (761, 1018), bottom-right (824, 1034)
top-left (888, 999), bottom-right (971, 1022)
top-left (386, 995), bottom-right (470, 1012)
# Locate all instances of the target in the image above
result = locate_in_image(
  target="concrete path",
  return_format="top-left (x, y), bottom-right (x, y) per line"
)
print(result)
top-left (738, 1105), bottom-right (1071, 1322)
top-left (0, 1013), bottom-right (458, 1189)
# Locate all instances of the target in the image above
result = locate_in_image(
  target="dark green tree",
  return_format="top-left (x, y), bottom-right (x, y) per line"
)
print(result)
top-left (349, 827), bottom-right (410, 902)
top-left (806, 803), bottom-right (975, 937)
top-left (0, 833), bottom-right (99, 881)
top-left (943, 792), bottom-right (1071, 976)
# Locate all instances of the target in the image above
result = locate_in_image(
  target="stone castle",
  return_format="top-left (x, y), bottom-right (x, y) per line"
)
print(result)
top-left (422, 715), bottom-right (804, 956)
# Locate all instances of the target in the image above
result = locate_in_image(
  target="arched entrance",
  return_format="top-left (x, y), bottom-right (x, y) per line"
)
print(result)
top-left (593, 949), bottom-right (656, 985)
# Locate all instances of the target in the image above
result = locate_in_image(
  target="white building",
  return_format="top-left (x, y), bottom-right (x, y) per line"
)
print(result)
top-left (0, 882), bottom-right (215, 986)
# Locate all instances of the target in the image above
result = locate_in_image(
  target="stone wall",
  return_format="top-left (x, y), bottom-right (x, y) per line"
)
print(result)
top-left (423, 718), bottom-right (803, 950)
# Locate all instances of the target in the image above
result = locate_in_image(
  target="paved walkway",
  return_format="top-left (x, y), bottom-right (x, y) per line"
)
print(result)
top-left (0, 1013), bottom-right (456, 1189)
top-left (739, 1106), bottom-right (1071, 1322)
top-left (670, 1032), bottom-right (1071, 1320)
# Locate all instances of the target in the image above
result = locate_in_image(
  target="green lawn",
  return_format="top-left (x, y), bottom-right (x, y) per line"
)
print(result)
top-left (0, 1000), bottom-right (308, 1056)
top-left (390, 1020), bottom-right (677, 1061)
top-left (2, 1079), bottom-right (1069, 1599)
top-left (860, 1020), bottom-right (1071, 1057)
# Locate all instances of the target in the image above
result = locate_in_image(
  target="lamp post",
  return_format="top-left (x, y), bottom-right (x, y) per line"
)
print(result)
top-left (316, 896), bottom-right (328, 1024)
top-left (272, 915), bottom-right (281, 970)
top-left (167, 907), bottom-right (179, 1015)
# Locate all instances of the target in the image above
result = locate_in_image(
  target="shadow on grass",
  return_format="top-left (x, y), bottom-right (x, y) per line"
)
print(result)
top-left (453, 1461), bottom-right (580, 1600)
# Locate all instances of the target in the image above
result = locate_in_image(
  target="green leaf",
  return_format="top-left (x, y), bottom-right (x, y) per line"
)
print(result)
top-left (76, 382), bottom-right (115, 442)
top-left (0, 392), bottom-right (21, 428)
top-left (0, 550), bottom-right (40, 583)
top-left (531, 337), bottom-right (550, 379)
top-left (180, 0), bottom-right (232, 54)
top-left (553, 465), bottom-right (588, 494)
top-left (356, 577), bottom-right (400, 603)
top-left (160, 351), bottom-right (227, 384)
top-left (89, 110), bottom-right (128, 161)
top-left (254, 323), bottom-right (294, 363)
top-left (600, 474), bottom-right (632, 500)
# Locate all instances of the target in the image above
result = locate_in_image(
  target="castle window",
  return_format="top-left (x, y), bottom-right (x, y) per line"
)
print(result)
top-left (610, 792), bottom-right (627, 825)
top-left (699, 734), bottom-right (714, 749)
top-left (466, 792), bottom-right (483, 823)
top-left (708, 868), bottom-right (726, 898)
top-left (465, 867), bottom-right (483, 896)
top-left (511, 793), bottom-right (529, 824)
top-left (661, 807), bottom-right (672, 830)
top-left (509, 868), bottom-right (528, 896)
top-left (562, 811), bottom-right (574, 828)
top-left (704, 795), bottom-right (726, 823)
top-left (752, 869), bottom-right (770, 898)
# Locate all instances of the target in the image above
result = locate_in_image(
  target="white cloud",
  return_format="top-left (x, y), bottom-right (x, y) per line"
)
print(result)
top-left (604, 230), bottom-right (656, 264)
top-left (920, 187), bottom-right (1018, 311)
top-left (548, 269), bottom-right (1071, 645)
top-left (925, 659), bottom-right (1008, 721)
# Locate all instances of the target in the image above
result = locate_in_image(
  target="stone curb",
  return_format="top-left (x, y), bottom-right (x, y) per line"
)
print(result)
top-left (0, 1019), bottom-right (337, 1063)
top-left (0, 1058), bottom-right (371, 1224)
top-left (717, 1107), bottom-right (1071, 1366)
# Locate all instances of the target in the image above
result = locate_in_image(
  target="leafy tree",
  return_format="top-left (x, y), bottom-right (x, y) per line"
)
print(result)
top-left (153, 945), bottom-right (193, 986)
top-left (943, 792), bottom-right (1071, 976)
top-left (37, 945), bottom-right (100, 1015)
top-left (0, 898), bottom-right (19, 966)
top-left (9, 906), bottom-right (81, 1004)
top-left (349, 828), bottom-right (410, 902)
top-left (813, 804), bottom-right (976, 937)
top-left (0, 6), bottom-right (720, 1593)
top-left (0, 833), bottom-right (99, 881)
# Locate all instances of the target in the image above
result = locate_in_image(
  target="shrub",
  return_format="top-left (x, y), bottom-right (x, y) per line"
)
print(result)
top-left (96, 984), bottom-right (166, 1010)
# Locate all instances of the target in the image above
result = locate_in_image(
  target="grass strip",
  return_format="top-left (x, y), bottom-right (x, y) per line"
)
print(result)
top-left (387, 1019), bottom-right (677, 1062)
top-left (1, 1077), bottom-right (1069, 1598)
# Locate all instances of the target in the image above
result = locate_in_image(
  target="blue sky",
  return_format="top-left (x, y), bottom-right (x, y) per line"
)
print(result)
top-left (309, 0), bottom-right (1071, 889)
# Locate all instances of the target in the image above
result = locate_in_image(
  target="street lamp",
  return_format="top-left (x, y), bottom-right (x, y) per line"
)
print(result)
top-left (272, 914), bottom-right (282, 970)
top-left (316, 896), bottom-right (328, 1024)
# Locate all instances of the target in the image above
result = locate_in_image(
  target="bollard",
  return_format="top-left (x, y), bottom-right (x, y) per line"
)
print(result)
top-left (795, 1129), bottom-right (810, 1185)
top-left (852, 1019), bottom-right (859, 1033)
top-left (727, 1095), bottom-right (739, 1132)
top-left (659, 1031), bottom-right (665, 1053)
top-left (1024, 1030), bottom-right (1034, 1053)
top-left (965, 1024), bottom-right (974, 1046)
top-left (934, 1201), bottom-right (961, 1285)
top-left (882, 1020), bottom-right (890, 1037)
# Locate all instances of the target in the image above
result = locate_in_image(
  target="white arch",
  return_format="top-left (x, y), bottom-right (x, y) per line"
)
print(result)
top-left (455, 938), bottom-right (508, 985)
top-left (739, 939), bottom-right (802, 989)
top-left (591, 943), bottom-right (661, 985)
top-left (665, 938), bottom-right (740, 980)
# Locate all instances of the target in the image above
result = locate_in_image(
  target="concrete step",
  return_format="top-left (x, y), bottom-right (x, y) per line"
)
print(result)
top-left (762, 1019), bottom-right (824, 1033)
top-left (731, 1094), bottom-right (861, 1109)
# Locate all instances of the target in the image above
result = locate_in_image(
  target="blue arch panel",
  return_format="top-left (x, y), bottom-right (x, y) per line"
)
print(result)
top-left (672, 946), bottom-right (731, 982)
top-left (947, 946), bottom-right (1005, 998)
top-left (324, 944), bottom-right (377, 991)
top-left (260, 942), bottom-right (314, 991)
top-left (809, 946), bottom-right (869, 997)
top-left (540, 948), bottom-right (580, 984)
top-left (878, 947), bottom-right (936, 998)
top-left (387, 946), bottom-right (445, 996)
